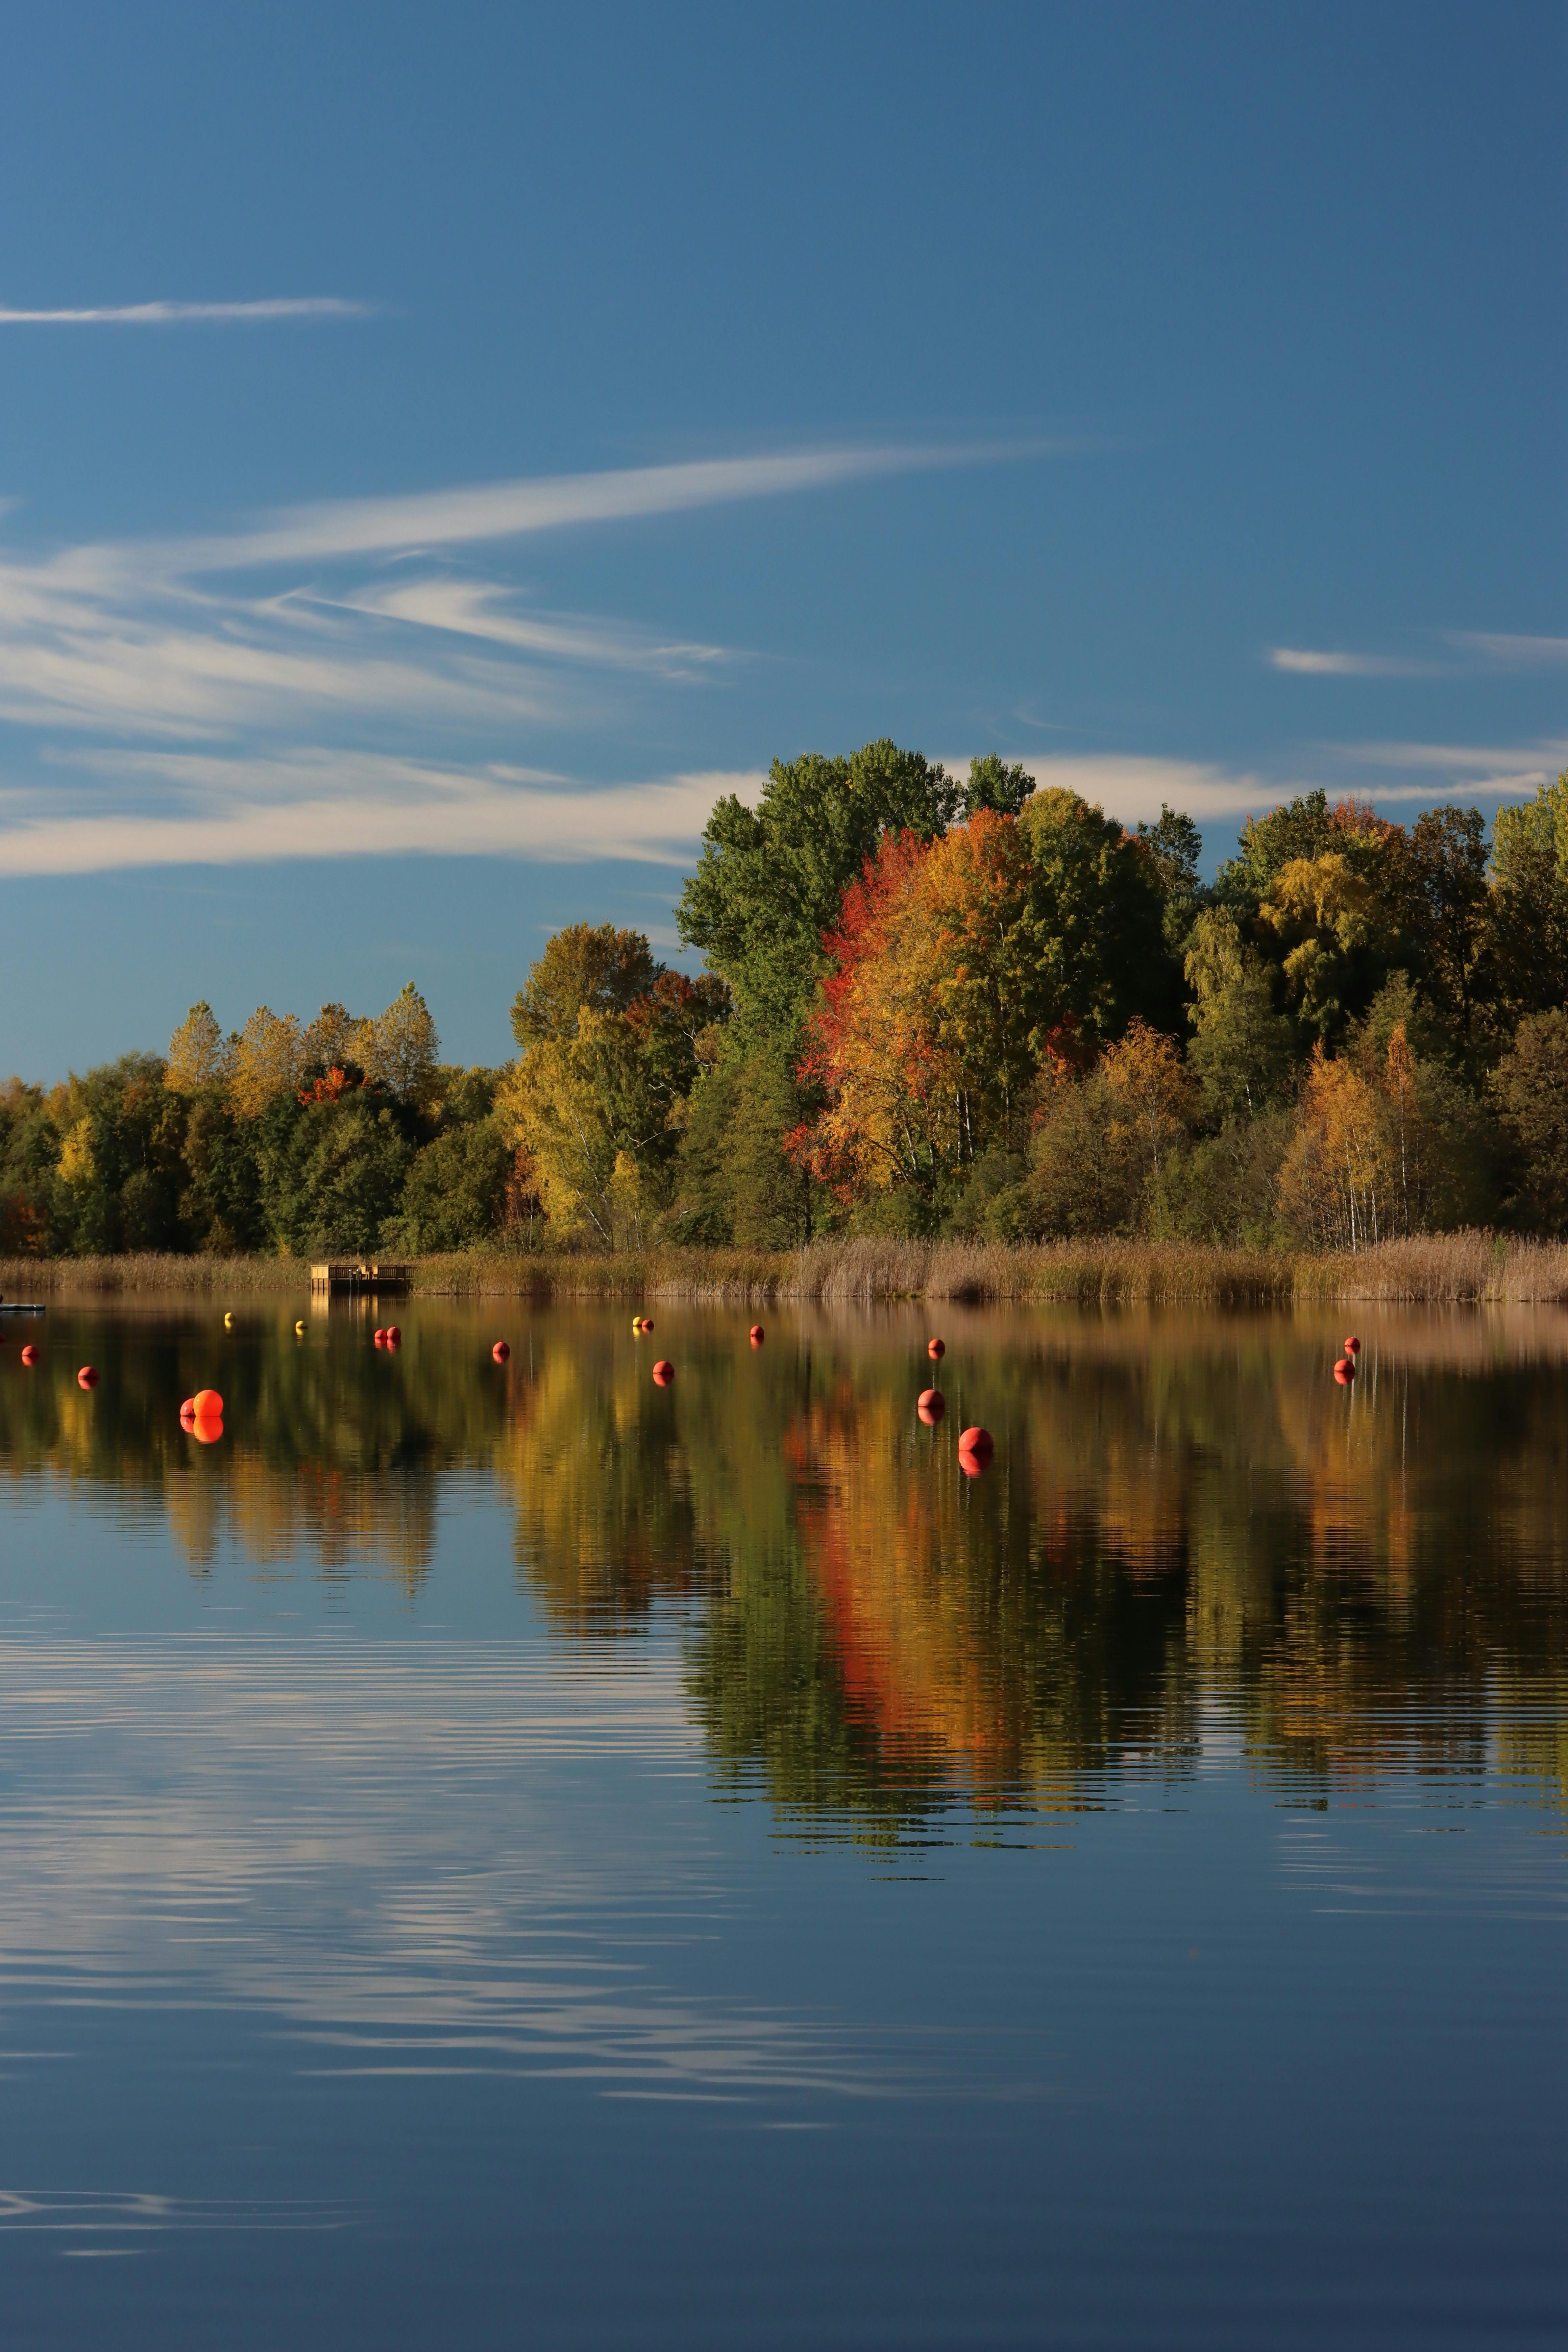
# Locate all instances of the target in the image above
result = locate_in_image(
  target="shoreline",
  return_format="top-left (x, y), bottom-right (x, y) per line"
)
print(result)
top-left (3, 1233), bottom-right (1566, 1306)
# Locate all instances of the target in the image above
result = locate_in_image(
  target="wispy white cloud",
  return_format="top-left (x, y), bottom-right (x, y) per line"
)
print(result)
top-left (0, 440), bottom-right (1058, 873)
top-left (1271, 632), bottom-right (1568, 679)
top-left (334, 577), bottom-right (729, 678)
top-left (989, 745), bottom-right (1560, 833)
top-left (0, 298), bottom-right (371, 325)
top-left (1334, 737), bottom-right (1567, 795)
top-left (0, 754), bottom-right (763, 877)
top-left (1445, 631), bottom-right (1568, 669)
top-left (1268, 647), bottom-right (1432, 678)
top-left (1012, 754), bottom-right (1277, 823)
top-left (166, 440), bottom-right (1057, 574)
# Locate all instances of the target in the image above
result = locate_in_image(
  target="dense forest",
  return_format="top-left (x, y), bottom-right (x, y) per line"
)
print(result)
top-left (3, 743), bottom-right (1566, 1257)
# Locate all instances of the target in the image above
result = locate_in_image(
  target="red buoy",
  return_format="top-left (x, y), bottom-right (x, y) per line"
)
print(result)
top-left (958, 1425), bottom-right (994, 1460)
top-left (750, 1324), bottom-right (765, 1345)
top-left (77, 1365), bottom-right (99, 1390)
top-left (1344, 1335), bottom-right (1361, 1356)
top-left (641, 1318), bottom-right (655, 1335)
top-left (492, 1340), bottom-right (510, 1363)
top-left (385, 1325), bottom-right (401, 1348)
top-left (191, 1417), bottom-right (224, 1445)
top-left (179, 1397), bottom-right (197, 1425)
top-left (373, 1328), bottom-right (386, 1347)
top-left (192, 1388), bottom-right (223, 1417)
top-left (1334, 1358), bottom-right (1353, 1384)
top-left (927, 1337), bottom-right (945, 1360)
top-left (652, 1359), bottom-right (675, 1386)
top-left (917, 1388), bottom-right (946, 1425)
top-left (957, 1449), bottom-right (990, 1478)
top-left (20, 1345), bottom-right (38, 1367)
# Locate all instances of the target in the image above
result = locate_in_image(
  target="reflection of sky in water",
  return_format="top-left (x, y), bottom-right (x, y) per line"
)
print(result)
top-left (0, 1300), bottom-right (1563, 2346)
top-left (0, 1639), bottom-right (906, 2101)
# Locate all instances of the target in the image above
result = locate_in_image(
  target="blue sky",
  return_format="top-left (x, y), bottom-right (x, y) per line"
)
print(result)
top-left (0, 1), bottom-right (1562, 1078)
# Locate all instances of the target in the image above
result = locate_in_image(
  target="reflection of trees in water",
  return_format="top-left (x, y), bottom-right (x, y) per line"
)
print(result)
top-left (496, 1329), bottom-right (714, 1634)
top-left (0, 1312), bottom-right (468, 1588)
top-left (678, 1321), bottom-right (1568, 1832)
top-left (2, 1305), bottom-right (1566, 1827)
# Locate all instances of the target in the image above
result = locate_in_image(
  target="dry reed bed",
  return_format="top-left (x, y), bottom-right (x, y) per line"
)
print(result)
top-left (3, 1235), bottom-right (1566, 1306)
top-left (0, 1253), bottom-right (312, 1294)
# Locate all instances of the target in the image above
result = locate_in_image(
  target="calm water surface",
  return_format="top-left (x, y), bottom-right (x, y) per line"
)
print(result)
top-left (0, 1295), bottom-right (1563, 2348)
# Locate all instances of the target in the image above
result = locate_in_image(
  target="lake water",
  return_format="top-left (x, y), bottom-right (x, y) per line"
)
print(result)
top-left (0, 1294), bottom-right (1563, 2349)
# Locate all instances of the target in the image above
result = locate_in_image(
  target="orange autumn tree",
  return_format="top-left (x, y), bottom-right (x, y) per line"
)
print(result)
top-left (1276, 1043), bottom-right (1393, 1250)
top-left (790, 798), bottom-right (1169, 1212)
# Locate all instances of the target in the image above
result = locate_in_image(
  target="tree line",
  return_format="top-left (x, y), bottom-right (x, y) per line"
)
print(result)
top-left (3, 742), bottom-right (1566, 1257)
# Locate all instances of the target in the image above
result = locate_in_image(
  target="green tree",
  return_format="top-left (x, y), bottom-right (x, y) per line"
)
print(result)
top-left (1489, 772), bottom-right (1568, 1021)
top-left (1014, 786), bottom-right (1180, 1044)
top-left (47, 1056), bottom-right (187, 1254)
top-left (1400, 807), bottom-right (1495, 1063)
top-left (261, 1098), bottom-right (413, 1255)
top-left (1136, 803), bottom-right (1206, 949)
top-left (179, 1094), bottom-right (266, 1253)
top-left (396, 1121), bottom-right (512, 1250)
top-left (676, 739), bottom-right (959, 1052)
top-left (1215, 789), bottom-right (1332, 909)
top-left (1490, 1008), bottom-right (1568, 1233)
top-left (963, 754), bottom-right (1034, 818)
top-left (1183, 908), bottom-right (1293, 1121)
top-left (671, 1048), bottom-right (815, 1248)
top-left (0, 1079), bottom-right (63, 1255)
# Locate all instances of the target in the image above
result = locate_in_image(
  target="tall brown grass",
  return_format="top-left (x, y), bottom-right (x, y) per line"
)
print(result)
top-left (0, 1253), bottom-right (313, 1295)
top-left (4, 1233), bottom-right (1565, 1305)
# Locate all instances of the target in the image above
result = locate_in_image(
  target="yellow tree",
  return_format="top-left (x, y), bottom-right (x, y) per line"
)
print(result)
top-left (228, 1007), bottom-right (305, 1119)
top-left (1277, 1045), bottom-right (1392, 1250)
top-left (353, 984), bottom-right (441, 1108)
top-left (1100, 1020), bottom-right (1193, 1186)
top-left (165, 1002), bottom-right (231, 1094)
top-left (1257, 852), bottom-right (1374, 1041)
top-left (498, 925), bottom-right (726, 1245)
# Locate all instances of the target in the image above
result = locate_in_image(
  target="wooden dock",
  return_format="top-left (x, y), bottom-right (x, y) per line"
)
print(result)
top-left (309, 1261), bottom-right (410, 1297)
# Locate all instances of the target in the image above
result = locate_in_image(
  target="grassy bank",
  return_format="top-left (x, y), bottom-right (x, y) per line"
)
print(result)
top-left (6, 1234), bottom-right (1567, 1305)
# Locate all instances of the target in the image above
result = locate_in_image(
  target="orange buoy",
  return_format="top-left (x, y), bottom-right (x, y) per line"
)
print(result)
top-left (385, 1325), bottom-right (401, 1348)
top-left (957, 1449), bottom-right (990, 1478)
top-left (77, 1366), bottom-right (99, 1390)
top-left (640, 1318), bottom-right (654, 1335)
top-left (750, 1324), bottom-right (765, 1345)
top-left (492, 1340), bottom-right (510, 1363)
top-left (958, 1425), bottom-right (994, 1460)
top-left (652, 1359), bottom-right (675, 1386)
top-left (917, 1388), bottom-right (946, 1425)
top-left (1334, 1358), bottom-right (1353, 1384)
top-left (191, 1416), bottom-right (224, 1445)
top-left (192, 1388), bottom-right (223, 1417)
top-left (1344, 1335), bottom-right (1361, 1355)
top-left (179, 1397), bottom-right (197, 1423)
top-left (927, 1337), bottom-right (945, 1360)
top-left (373, 1327), bottom-right (386, 1347)
top-left (20, 1345), bottom-right (38, 1367)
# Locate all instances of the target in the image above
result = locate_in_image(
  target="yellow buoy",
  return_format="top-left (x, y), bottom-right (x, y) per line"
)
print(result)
top-left (223, 1310), bottom-right (234, 1328)
top-left (632, 1316), bottom-right (644, 1335)
top-left (295, 1320), bottom-right (306, 1337)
